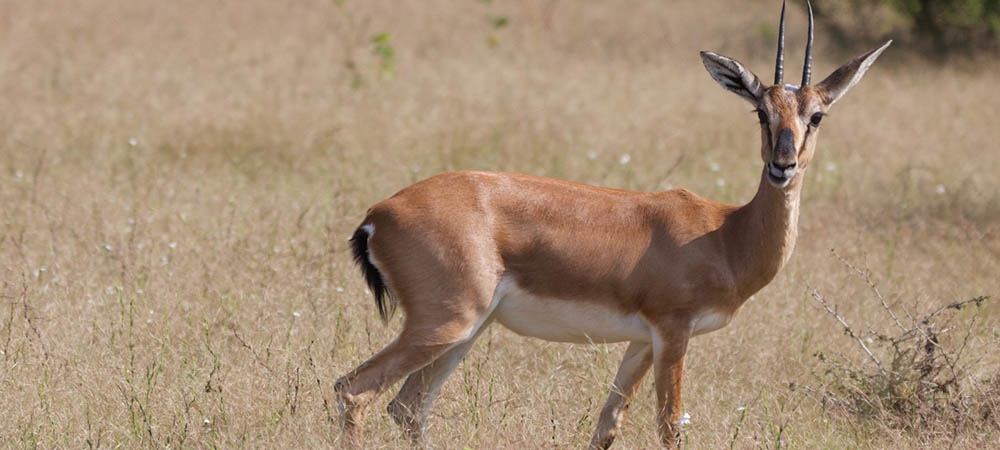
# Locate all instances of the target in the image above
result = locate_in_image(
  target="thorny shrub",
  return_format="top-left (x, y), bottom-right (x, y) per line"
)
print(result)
top-left (808, 251), bottom-right (997, 435)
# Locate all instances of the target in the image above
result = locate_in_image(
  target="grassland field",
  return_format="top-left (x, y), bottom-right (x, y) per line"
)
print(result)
top-left (1, 0), bottom-right (999, 448)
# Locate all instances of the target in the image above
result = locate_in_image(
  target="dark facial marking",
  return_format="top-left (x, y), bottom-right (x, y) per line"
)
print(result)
top-left (775, 128), bottom-right (795, 157)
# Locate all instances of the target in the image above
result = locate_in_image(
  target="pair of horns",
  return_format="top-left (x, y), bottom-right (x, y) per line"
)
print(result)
top-left (774, 0), bottom-right (814, 86)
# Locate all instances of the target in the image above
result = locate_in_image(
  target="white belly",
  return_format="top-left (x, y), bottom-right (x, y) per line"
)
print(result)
top-left (690, 310), bottom-right (731, 336)
top-left (491, 278), bottom-right (651, 344)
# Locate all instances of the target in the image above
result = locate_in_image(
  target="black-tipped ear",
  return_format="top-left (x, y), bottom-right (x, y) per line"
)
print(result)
top-left (701, 51), bottom-right (765, 105)
top-left (816, 40), bottom-right (891, 107)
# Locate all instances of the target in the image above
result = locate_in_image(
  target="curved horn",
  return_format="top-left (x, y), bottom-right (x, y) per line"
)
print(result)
top-left (802, 0), bottom-right (814, 85)
top-left (774, 0), bottom-right (786, 85)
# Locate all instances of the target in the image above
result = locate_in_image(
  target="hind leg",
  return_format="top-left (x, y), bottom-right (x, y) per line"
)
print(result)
top-left (335, 293), bottom-right (497, 447)
top-left (387, 317), bottom-right (494, 444)
top-left (335, 336), bottom-right (451, 446)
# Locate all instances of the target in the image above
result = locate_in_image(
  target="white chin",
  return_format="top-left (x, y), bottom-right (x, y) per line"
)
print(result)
top-left (766, 172), bottom-right (792, 188)
top-left (766, 165), bottom-right (796, 187)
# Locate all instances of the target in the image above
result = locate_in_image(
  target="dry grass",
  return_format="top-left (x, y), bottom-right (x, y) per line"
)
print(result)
top-left (1, 0), bottom-right (999, 448)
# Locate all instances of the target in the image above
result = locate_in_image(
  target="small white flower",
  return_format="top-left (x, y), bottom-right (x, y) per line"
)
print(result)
top-left (0, 349), bottom-right (5, 355)
top-left (14, 170), bottom-right (23, 179)
top-left (865, 337), bottom-right (874, 344)
top-left (587, 150), bottom-right (598, 160)
top-left (716, 178), bottom-right (726, 187)
top-left (146, 318), bottom-right (152, 324)
top-left (149, 309), bottom-right (154, 315)
top-left (161, 255), bottom-right (169, 265)
top-left (272, 246), bottom-right (280, 253)
top-left (825, 162), bottom-right (836, 172)
top-left (168, 241), bottom-right (177, 249)
top-left (203, 418), bottom-right (211, 425)
top-left (336, 286), bottom-right (344, 293)
top-left (128, 138), bottom-right (138, 147)
top-left (106, 286), bottom-right (116, 295)
top-left (935, 184), bottom-right (946, 195)
top-left (619, 154), bottom-right (631, 165)
top-left (709, 162), bottom-right (720, 172)
top-left (292, 311), bottom-right (301, 317)
top-left (103, 244), bottom-right (112, 251)
top-left (736, 406), bottom-right (746, 412)
top-left (678, 412), bottom-right (691, 425)
top-left (136, 288), bottom-right (144, 294)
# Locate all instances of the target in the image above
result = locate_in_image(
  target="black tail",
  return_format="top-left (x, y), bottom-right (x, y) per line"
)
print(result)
top-left (349, 226), bottom-right (394, 322)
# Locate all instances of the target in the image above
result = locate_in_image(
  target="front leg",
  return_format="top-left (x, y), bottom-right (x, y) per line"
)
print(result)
top-left (652, 323), bottom-right (690, 449)
top-left (589, 341), bottom-right (653, 449)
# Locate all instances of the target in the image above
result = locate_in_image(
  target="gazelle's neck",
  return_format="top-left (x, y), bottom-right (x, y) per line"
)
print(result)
top-left (726, 167), bottom-right (804, 299)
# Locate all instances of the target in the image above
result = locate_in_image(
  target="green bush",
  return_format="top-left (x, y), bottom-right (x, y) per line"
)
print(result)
top-left (812, 0), bottom-right (1000, 54)
top-left (894, 0), bottom-right (1000, 48)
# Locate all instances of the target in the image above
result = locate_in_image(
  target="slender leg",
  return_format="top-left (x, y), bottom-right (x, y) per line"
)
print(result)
top-left (589, 342), bottom-right (653, 449)
top-left (388, 318), bottom-right (494, 444)
top-left (652, 326), bottom-right (690, 449)
top-left (335, 336), bottom-right (453, 447)
top-left (335, 311), bottom-right (489, 447)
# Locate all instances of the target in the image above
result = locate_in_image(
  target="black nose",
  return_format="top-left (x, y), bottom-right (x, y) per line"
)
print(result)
top-left (772, 161), bottom-right (796, 170)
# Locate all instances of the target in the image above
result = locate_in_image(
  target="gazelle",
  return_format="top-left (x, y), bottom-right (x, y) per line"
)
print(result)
top-left (335, 2), bottom-right (890, 448)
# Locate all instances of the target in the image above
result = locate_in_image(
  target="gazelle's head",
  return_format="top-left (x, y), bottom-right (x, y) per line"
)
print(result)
top-left (700, 1), bottom-right (890, 189)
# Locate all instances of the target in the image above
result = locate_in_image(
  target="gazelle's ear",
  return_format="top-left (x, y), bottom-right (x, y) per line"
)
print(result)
top-left (701, 51), bottom-right (765, 105)
top-left (816, 40), bottom-right (891, 107)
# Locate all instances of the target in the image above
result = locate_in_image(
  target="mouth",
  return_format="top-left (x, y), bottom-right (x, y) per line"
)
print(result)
top-left (766, 163), bottom-right (796, 187)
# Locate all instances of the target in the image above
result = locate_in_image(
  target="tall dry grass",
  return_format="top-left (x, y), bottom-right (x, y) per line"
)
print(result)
top-left (1, 0), bottom-right (998, 448)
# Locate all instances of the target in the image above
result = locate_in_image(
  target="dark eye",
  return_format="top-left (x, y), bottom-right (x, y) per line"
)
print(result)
top-left (809, 112), bottom-right (825, 127)
top-left (756, 110), bottom-right (768, 124)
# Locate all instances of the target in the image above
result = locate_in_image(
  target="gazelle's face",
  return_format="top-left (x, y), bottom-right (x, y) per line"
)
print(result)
top-left (699, 2), bottom-right (890, 191)
top-left (755, 85), bottom-right (827, 188)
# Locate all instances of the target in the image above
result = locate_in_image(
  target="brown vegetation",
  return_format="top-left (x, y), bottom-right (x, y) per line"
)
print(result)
top-left (1, 0), bottom-right (998, 448)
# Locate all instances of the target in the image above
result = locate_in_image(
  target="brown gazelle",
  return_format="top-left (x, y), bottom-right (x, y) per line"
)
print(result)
top-left (335, 2), bottom-right (890, 448)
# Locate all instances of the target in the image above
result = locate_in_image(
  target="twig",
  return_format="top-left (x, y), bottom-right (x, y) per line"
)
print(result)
top-left (306, 340), bottom-right (336, 424)
top-left (892, 296), bottom-right (989, 346)
top-left (19, 276), bottom-right (50, 361)
top-left (230, 325), bottom-right (275, 374)
top-left (831, 249), bottom-right (906, 334)
top-left (808, 286), bottom-right (885, 374)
